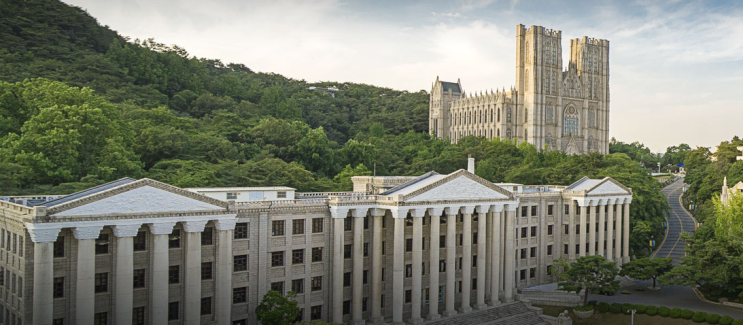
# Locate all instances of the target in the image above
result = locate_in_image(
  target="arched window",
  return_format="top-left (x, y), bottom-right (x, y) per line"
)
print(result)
top-left (507, 107), bottom-right (512, 123)
top-left (507, 128), bottom-right (512, 139)
top-left (546, 105), bottom-right (554, 124)
top-left (552, 43), bottom-right (557, 63)
top-left (588, 108), bottom-right (596, 128)
top-left (525, 108), bottom-right (528, 123)
top-left (551, 73), bottom-right (556, 94)
top-left (498, 108), bottom-right (501, 122)
top-left (497, 128), bottom-right (500, 137)
top-left (545, 75), bottom-right (550, 93)
top-left (524, 129), bottom-right (528, 140)
top-left (588, 136), bottom-right (594, 150)
top-left (525, 70), bottom-right (529, 91)
top-left (563, 106), bottom-right (579, 136)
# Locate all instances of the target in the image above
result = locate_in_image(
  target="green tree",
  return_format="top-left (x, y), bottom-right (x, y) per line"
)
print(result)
top-left (333, 164), bottom-right (372, 191)
top-left (255, 290), bottom-right (300, 325)
top-left (619, 257), bottom-right (673, 289)
top-left (556, 256), bottom-right (620, 306)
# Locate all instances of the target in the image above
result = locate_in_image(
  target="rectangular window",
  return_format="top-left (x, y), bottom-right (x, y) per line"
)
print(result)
top-left (344, 244), bottom-right (352, 259)
top-left (363, 243), bottom-right (369, 257)
top-left (520, 228), bottom-right (527, 238)
top-left (271, 252), bottom-right (284, 267)
top-left (547, 245), bottom-right (553, 256)
top-left (547, 265), bottom-right (553, 275)
top-left (292, 279), bottom-right (304, 294)
top-left (531, 226), bottom-right (537, 237)
top-left (200, 297), bottom-right (212, 315)
top-left (381, 294), bottom-right (386, 308)
top-left (363, 270), bottom-right (368, 284)
top-left (312, 247), bottom-right (322, 262)
top-left (548, 225), bottom-right (553, 235)
top-left (521, 206), bottom-right (528, 217)
top-left (311, 276), bottom-right (322, 291)
top-left (548, 204), bottom-right (554, 216)
top-left (530, 247), bottom-right (536, 258)
top-left (201, 227), bottom-right (213, 245)
top-left (472, 256), bottom-right (477, 267)
top-left (169, 229), bottom-right (181, 248)
top-left (96, 234), bottom-right (109, 254)
top-left (406, 264), bottom-right (412, 278)
top-left (53, 236), bottom-right (64, 258)
top-left (234, 255), bottom-right (248, 272)
top-left (405, 290), bottom-right (412, 303)
top-left (94, 312), bottom-right (107, 325)
top-left (133, 269), bottom-right (146, 288)
top-left (520, 269), bottom-right (526, 280)
top-left (169, 266), bottom-right (179, 284)
top-left (343, 300), bottom-right (351, 315)
top-left (277, 191), bottom-right (287, 199)
top-left (530, 267), bottom-right (536, 278)
top-left (363, 297), bottom-right (368, 312)
top-left (12, 233), bottom-right (16, 254)
top-left (406, 238), bottom-right (413, 252)
top-left (272, 220), bottom-right (285, 236)
top-left (312, 218), bottom-right (323, 233)
top-left (459, 234), bottom-right (463, 246)
top-left (0, 267), bottom-right (3, 286)
top-left (440, 260), bottom-right (446, 272)
top-left (564, 225), bottom-right (569, 235)
top-left (344, 218), bottom-right (352, 231)
top-left (53, 319), bottom-right (64, 325)
top-left (53, 277), bottom-right (64, 298)
top-left (133, 231), bottom-right (146, 251)
top-left (227, 192), bottom-right (237, 200)
top-left (271, 281), bottom-right (284, 294)
top-left (18, 235), bottom-right (22, 256)
top-left (364, 216), bottom-right (369, 229)
top-left (531, 206), bottom-right (537, 216)
top-left (292, 249), bottom-right (304, 264)
top-left (440, 235), bottom-right (446, 248)
top-left (472, 278), bottom-right (477, 290)
top-left (95, 273), bottom-right (108, 292)
top-left (520, 248), bottom-right (527, 260)
top-left (575, 244), bottom-right (580, 254)
top-left (473, 232), bottom-right (478, 245)
top-left (311, 305), bottom-right (322, 320)
top-left (133, 307), bottom-right (145, 325)
top-left (233, 287), bottom-right (247, 304)
top-left (292, 219), bottom-right (304, 235)
top-left (168, 302), bottom-right (179, 320)
top-left (235, 223), bottom-right (248, 239)
top-left (576, 225), bottom-right (580, 235)
top-left (564, 204), bottom-right (570, 215)
top-left (344, 272), bottom-right (351, 287)
top-left (201, 262), bottom-right (213, 280)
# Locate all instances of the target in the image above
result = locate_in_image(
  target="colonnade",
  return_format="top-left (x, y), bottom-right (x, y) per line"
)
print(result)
top-left (26, 216), bottom-right (237, 325)
top-left (572, 197), bottom-right (631, 264)
top-left (330, 203), bottom-right (518, 325)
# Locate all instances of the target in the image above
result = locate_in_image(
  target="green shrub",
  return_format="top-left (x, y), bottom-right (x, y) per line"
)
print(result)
top-left (670, 308), bottom-right (682, 318)
top-left (610, 303), bottom-right (622, 314)
top-left (622, 303), bottom-right (634, 314)
top-left (588, 300), bottom-right (598, 306)
top-left (635, 305), bottom-right (647, 314)
top-left (598, 302), bottom-right (609, 313)
top-left (706, 314), bottom-right (721, 324)
top-left (729, 319), bottom-right (743, 325)
top-left (719, 315), bottom-right (734, 325)
top-left (621, 290), bottom-right (631, 294)
top-left (659, 306), bottom-right (670, 317)
top-left (574, 305), bottom-right (594, 312)
top-left (692, 312), bottom-right (707, 323)
top-left (647, 306), bottom-right (658, 316)
top-left (680, 309), bottom-right (694, 320)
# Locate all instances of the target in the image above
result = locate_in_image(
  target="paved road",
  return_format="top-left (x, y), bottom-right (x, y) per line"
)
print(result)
top-left (651, 179), bottom-right (697, 264)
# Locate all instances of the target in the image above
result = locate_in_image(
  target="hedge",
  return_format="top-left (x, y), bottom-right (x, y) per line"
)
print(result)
top-left (659, 306), bottom-right (670, 317)
top-left (706, 314), bottom-right (721, 324)
top-left (598, 302), bottom-right (609, 313)
top-left (692, 312), bottom-right (708, 323)
top-left (731, 319), bottom-right (743, 325)
top-left (681, 309), bottom-right (694, 320)
top-left (635, 305), bottom-right (647, 314)
top-left (670, 308), bottom-right (682, 318)
top-left (610, 303), bottom-right (622, 314)
top-left (647, 306), bottom-right (658, 316)
top-left (720, 316), bottom-right (734, 325)
top-left (622, 303), bottom-right (634, 314)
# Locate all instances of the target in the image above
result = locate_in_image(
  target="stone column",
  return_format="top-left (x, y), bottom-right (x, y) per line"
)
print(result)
top-left (598, 202), bottom-right (606, 257)
top-left (444, 209), bottom-right (457, 317)
top-left (623, 201), bottom-right (631, 263)
top-left (410, 211), bottom-right (424, 324)
top-left (149, 222), bottom-right (176, 325)
top-left (489, 208), bottom-right (501, 306)
top-left (568, 201), bottom-right (576, 261)
top-left (428, 208), bottom-right (442, 320)
top-left (370, 209), bottom-right (385, 324)
top-left (476, 209), bottom-right (487, 310)
top-left (504, 206), bottom-right (516, 302)
top-left (460, 208), bottom-right (473, 313)
top-left (588, 203), bottom-right (596, 256)
top-left (113, 224), bottom-right (141, 325)
top-left (29, 228), bottom-right (60, 325)
top-left (73, 226), bottom-right (103, 325)
top-left (614, 202), bottom-right (623, 264)
top-left (184, 220), bottom-right (208, 325)
top-left (216, 219), bottom-right (237, 325)
top-left (392, 216), bottom-right (405, 325)
top-left (606, 201), bottom-right (614, 262)
top-left (331, 214), bottom-right (346, 324)
top-left (353, 213), bottom-right (366, 325)
top-left (579, 205), bottom-right (587, 257)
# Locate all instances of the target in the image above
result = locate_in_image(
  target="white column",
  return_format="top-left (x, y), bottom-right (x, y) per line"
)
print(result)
top-left (444, 209), bottom-right (457, 317)
top-left (460, 209), bottom-right (473, 313)
top-left (392, 216), bottom-right (405, 325)
top-left (331, 215), bottom-right (345, 324)
top-left (352, 213), bottom-right (365, 325)
top-left (606, 201), bottom-right (614, 262)
top-left (216, 219), bottom-right (237, 325)
top-left (113, 224), bottom-right (141, 325)
top-left (504, 206), bottom-right (516, 302)
top-left (428, 208), bottom-right (442, 320)
top-left (579, 206), bottom-right (587, 257)
top-left (183, 220), bottom-right (208, 325)
top-left (568, 202), bottom-right (576, 261)
top-left (476, 209), bottom-right (487, 309)
top-left (598, 202), bottom-right (606, 257)
top-left (370, 209), bottom-right (385, 324)
top-left (615, 202), bottom-right (623, 264)
top-left (410, 212), bottom-right (424, 324)
top-left (148, 222), bottom-right (176, 325)
top-left (489, 208), bottom-right (501, 306)
top-left (29, 228), bottom-right (60, 325)
top-left (623, 201), bottom-right (631, 263)
top-left (73, 226), bottom-right (103, 325)
top-left (588, 203), bottom-right (596, 256)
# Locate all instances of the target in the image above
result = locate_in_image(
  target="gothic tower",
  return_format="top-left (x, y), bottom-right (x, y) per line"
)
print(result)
top-left (429, 77), bottom-right (463, 139)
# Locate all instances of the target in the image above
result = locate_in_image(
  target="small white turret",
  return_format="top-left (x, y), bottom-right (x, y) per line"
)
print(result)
top-left (467, 155), bottom-right (475, 174)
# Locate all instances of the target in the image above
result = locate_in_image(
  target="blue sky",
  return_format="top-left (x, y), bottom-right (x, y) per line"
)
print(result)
top-left (63, 0), bottom-right (743, 152)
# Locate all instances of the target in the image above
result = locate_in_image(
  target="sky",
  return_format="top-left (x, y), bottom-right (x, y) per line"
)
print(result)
top-left (62, 0), bottom-right (743, 153)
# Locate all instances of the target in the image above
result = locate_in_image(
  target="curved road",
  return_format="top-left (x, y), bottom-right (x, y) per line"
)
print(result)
top-left (651, 178), bottom-right (697, 264)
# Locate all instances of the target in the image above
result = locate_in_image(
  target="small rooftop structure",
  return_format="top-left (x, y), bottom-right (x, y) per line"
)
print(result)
top-left (186, 186), bottom-right (295, 202)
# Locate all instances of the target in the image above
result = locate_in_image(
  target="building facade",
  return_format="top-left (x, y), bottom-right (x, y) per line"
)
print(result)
top-left (0, 161), bottom-right (632, 325)
top-left (429, 24), bottom-right (610, 154)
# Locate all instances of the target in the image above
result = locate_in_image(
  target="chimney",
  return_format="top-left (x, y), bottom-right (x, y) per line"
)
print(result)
top-left (467, 155), bottom-right (475, 174)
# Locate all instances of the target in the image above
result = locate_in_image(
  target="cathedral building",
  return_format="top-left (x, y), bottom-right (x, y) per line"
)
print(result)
top-left (429, 24), bottom-right (610, 154)
top-left (0, 159), bottom-right (632, 325)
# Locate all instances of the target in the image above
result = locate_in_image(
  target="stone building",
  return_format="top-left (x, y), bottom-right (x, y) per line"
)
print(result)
top-left (0, 160), bottom-right (632, 325)
top-left (429, 24), bottom-right (610, 154)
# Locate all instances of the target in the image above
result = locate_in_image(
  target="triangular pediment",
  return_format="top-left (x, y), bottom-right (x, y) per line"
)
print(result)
top-left (586, 178), bottom-right (631, 196)
top-left (404, 170), bottom-right (513, 202)
top-left (49, 179), bottom-right (228, 217)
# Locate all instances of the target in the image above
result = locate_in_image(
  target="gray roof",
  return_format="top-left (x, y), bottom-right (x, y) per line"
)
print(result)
top-left (441, 81), bottom-right (461, 93)
top-left (566, 177), bottom-right (601, 191)
top-left (35, 178), bottom-right (137, 207)
top-left (380, 171), bottom-right (442, 196)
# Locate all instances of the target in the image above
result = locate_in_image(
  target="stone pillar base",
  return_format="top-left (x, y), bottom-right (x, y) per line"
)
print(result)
top-left (370, 316), bottom-right (385, 324)
top-left (442, 310), bottom-right (458, 317)
top-left (409, 317), bottom-right (424, 325)
top-left (476, 303), bottom-right (489, 310)
top-left (460, 306), bottom-right (472, 313)
top-left (489, 299), bottom-right (501, 307)
top-left (427, 314), bottom-right (441, 321)
top-left (622, 256), bottom-right (630, 263)
top-left (353, 320), bottom-right (366, 325)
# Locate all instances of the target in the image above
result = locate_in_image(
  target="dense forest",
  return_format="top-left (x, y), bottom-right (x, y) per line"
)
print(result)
top-left (0, 0), bottom-right (676, 255)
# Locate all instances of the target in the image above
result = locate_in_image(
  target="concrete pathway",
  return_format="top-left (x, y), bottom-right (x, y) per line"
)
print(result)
top-left (651, 179), bottom-right (696, 264)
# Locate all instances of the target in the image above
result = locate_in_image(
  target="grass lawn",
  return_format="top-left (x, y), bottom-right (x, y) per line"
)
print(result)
top-left (536, 305), bottom-right (700, 325)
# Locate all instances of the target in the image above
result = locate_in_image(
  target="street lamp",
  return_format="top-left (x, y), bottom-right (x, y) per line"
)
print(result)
top-left (627, 309), bottom-right (636, 325)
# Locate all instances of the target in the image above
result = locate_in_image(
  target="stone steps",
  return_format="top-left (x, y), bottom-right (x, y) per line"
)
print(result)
top-left (424, 302), bottom-right (549, 325)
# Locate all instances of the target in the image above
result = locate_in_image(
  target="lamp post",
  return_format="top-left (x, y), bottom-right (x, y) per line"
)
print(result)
top-left (628, 309), bottom-right (636, 325)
